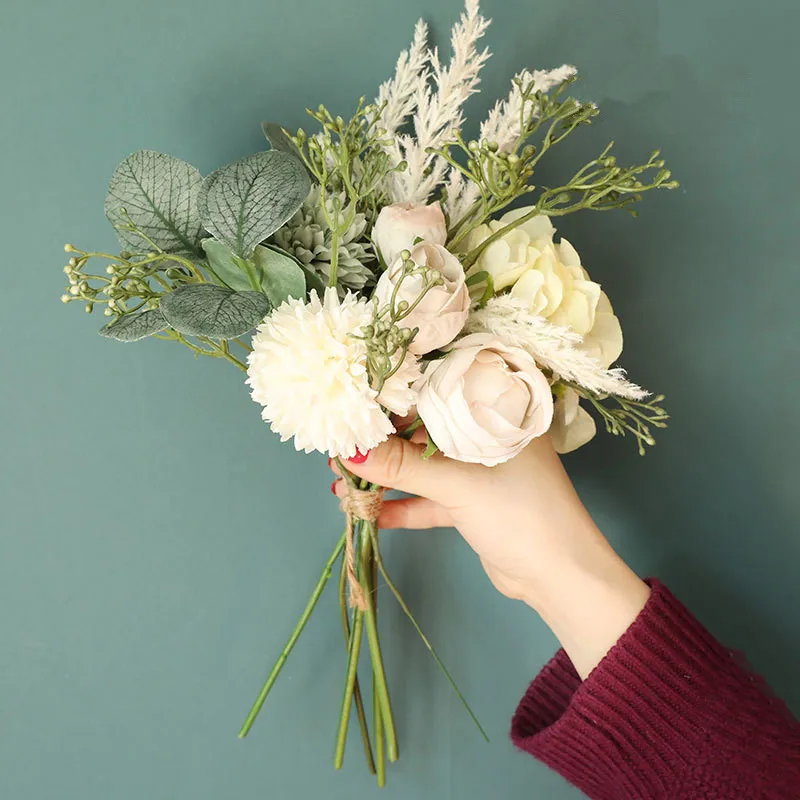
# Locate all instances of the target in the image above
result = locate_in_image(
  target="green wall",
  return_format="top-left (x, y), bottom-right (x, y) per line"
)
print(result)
top-left (2, 1), bottom-right (799, 798)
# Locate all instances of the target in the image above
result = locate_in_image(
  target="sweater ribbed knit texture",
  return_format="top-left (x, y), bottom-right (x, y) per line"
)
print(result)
top-left (511, 580), bottom-right (800, 799)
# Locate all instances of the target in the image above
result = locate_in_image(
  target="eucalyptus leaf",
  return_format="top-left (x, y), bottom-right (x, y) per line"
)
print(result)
top-left (198, 151), bottom-right (311, 258)
top-left (98, 309), bottom-right (168, 342)
top-left (201, 238), bottom-right (261, 292)
top-left (261, 122), bottom-right (300, 157)
top-left (160, 284), bottom-right (270, 338)
top-left (104, 150), bottom-right (203, 255)
top-left (253, 245), bottom-right (306, 306)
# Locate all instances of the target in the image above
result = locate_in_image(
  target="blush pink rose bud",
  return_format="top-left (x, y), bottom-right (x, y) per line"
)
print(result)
top-left (415, 333), bottom-right (554, 466)
top-left (372, 202), bottom-right (447, 267)
top-left (373, 242), bottom-right (470, 355)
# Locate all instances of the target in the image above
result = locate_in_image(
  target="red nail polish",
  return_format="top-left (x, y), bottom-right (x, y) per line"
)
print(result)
top-left (348, 448), bottom-right (369, 464)
top-left (330, 481), bottom-right (338, 495)
top-left (327, 457), bottom-right (333, 468)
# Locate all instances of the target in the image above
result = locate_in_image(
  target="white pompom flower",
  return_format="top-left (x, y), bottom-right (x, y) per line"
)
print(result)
top-left (246, 288), bottom-right (419, 458)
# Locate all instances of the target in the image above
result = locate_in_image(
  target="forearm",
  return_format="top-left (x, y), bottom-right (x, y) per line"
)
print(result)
top-left (521, 522), bottom-right (650, 679)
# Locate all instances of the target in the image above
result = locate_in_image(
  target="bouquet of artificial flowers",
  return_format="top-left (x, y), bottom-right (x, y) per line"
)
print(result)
top-left (59, 0), bottom-right (674, 785)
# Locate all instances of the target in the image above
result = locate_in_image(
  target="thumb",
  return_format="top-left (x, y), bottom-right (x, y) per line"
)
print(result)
top-left (343, 436), bottom-right (469, 504)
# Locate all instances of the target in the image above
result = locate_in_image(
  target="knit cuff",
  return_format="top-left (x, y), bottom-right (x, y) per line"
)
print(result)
top-left (510, 580), bottom-right (736, 798)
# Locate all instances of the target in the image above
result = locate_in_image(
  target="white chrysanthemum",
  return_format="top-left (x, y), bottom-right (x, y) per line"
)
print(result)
top-left (246, 288), bottom-right (417, 458)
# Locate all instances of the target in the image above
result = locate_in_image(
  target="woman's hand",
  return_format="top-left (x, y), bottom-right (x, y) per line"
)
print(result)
top-left (330, 433), bottom-right (650, 678)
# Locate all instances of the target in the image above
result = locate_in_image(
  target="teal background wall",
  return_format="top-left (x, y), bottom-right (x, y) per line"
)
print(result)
top-left (2, 1), bottom-right (799, 798)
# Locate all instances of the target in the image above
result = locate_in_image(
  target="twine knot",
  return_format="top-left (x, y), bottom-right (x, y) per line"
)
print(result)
top-left (340, 487), bottom-right (384, 610)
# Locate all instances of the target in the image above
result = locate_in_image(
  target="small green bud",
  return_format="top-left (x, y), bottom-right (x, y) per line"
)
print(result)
top-left (63, 265), bottom-right (71, 274)
top-left (396, 300), bottom-right (409, 313)
top-left (68, 257), bottom-right (78, 267)
top-left (64, 243), bottom-right (76, 253)
top-left (60, 294), bottom-right (71, 303)
top-left (106, 265), bottom-right (115, 274)
top-left (487, 141), bottom-right (499, 153)
top-left (85, 303), bottom-right (94, 314)
top-left (108, 299), bottom-right (117, 309)
top-left (119, 251), bottom-right (133, 260)
top-left (103, 308), bottom-right (113, 317)
top-left (399, 249), bottom-right (411, 263)
top-left (507, 154), bottom-right (520, 166)
top-left (468, 140), bottom-right (480, 152)
top-left (69, 285), bottom-right (80, 296)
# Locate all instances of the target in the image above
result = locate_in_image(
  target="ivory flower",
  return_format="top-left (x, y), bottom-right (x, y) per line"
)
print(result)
top-left (373, 242), bottom-right (470, 355)
top-left (372, 202), bottom-right (447, 267)
top-left (415, 333), bottom-right (554, 466)
top-left (460, 208), bottom-right (556, 291)
top-left (246, 289), bottom-right (417, 458)
top-left (550, 388), bottom-right (597, 454)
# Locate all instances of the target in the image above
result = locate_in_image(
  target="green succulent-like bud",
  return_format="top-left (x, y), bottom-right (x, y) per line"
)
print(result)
top-left (272, 185), bottom-right (375, 295)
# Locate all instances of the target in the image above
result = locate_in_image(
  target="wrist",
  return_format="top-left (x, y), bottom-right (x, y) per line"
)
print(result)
top-left (520, 535), bottom-right (651, 678)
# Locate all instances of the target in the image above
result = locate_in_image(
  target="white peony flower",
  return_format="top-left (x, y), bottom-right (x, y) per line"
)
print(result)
top-left (372, 202), bottom-right (447, 267)
top-left (415, 333), bottom-right (554, 466)
top-left (246, 288), bottom-right (418, 458)
top-left (373, 242), bottom-right (470, 355)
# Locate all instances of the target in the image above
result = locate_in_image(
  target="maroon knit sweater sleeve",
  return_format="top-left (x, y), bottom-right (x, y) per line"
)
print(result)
top-left (510, 580), bottom-right (800, 799)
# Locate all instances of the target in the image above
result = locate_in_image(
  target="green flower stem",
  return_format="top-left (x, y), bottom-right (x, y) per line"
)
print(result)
top-left (328, 227), bottom-right (340, 288)
top-left (333, 606), bottom-right (365, 769)
top-left (371, 549), bottom-right (386, 787)
top-left (361, 522), bottom-right (398, 762)
top-left (337, 548), bottom-right (376, 774)
top-left (238, 530), bottom-right (347, 738)
top-left (367, 524), bottom-right (490, 742)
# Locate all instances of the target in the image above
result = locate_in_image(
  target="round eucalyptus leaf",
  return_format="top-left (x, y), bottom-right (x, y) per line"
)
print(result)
top-left (198, 151), bottom-right (311, 258)
top-left (98, 309), bottom-right (168, 342)
top-left (160, 284), bottom-right (270, 338)
top-left (253, 245), bottom-right (306, 307)
top-left (201, 238), bottom-right (260, 292)
top-left (104, 150), bottom-right (204, 255)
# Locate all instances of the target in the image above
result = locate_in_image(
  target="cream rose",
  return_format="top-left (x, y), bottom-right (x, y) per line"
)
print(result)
top-left (373, 242), bottom-right (470, 355)
top-left (460, 208), bottom-right (556, 291)
top-left (549, 387), bottom-right (597, 454)
top-left (372, 202), bottom-right (447, 267)
top-left (415, 333), bottom-right (554, 466)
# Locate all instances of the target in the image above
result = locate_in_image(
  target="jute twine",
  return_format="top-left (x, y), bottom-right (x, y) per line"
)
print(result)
top-left (340, 486), bottom-right (384, 610)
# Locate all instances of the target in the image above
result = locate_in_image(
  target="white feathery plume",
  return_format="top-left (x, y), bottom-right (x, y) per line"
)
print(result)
top-left (387, 0), bottom-right (491, 203)
top-left (374, 19), bottom-right (430, 137)
top-left (465, 296), bottom-right (648, 400)
top-left (480, 65), bottom-right (577, 152)
top-left (443, 168), bottom-right (481, 227)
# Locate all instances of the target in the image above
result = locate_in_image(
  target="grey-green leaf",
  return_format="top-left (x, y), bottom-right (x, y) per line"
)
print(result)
top-left (98, 309), bottom-right (168, 342)
top-left (201, 238), bottom-right (260, 292)
top-left (160, 284), bottom-right (270, 338)
top-left (253, 245), bottom-right (306, 306)
top-left (198, 151), bottom-right (311, 258)
top-left (104, 150), bottom-right (203, 255)
top-left (262, 122), bottom-right (299, 157)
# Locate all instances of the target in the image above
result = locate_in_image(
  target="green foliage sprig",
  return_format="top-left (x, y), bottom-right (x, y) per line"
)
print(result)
top-left (572, 385), bottom-right (670, 456)
top-left (430, 75), bottom-right (677, 262)
top-left (284, 99), bottom-right (407, 285)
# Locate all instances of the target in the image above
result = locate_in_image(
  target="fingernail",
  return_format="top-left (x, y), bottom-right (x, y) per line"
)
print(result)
top-left (327, 457), bottom-right (333, 468)
top-left (330, 481), bottom-right (338, 495)
top-left (348, 448), bottom-right (370, 464)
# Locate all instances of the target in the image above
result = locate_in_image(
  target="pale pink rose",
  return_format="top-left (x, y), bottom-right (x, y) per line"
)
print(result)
top-left (415, 333), bottom-right (554, 466)
top-left (373, 242), bottom-right (470, 355)
top-left (372, 202), bottom-right (447, 267)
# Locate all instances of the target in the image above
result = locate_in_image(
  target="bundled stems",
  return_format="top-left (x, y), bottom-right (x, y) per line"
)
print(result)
top-left (336, 541), bottom-right (376, 774)
top-left (360, 520), bottom-right (399, 762)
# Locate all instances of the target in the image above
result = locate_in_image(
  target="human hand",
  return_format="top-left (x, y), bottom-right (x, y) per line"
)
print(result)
top-left (330, 432), bottom-right (650, 677)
